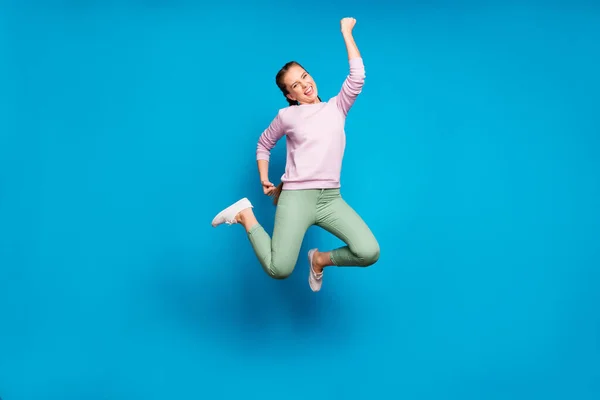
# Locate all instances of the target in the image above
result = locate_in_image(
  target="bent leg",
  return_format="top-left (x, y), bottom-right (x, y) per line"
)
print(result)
top-left (247, 190), bottom-right (316, 279)
top-left (317, 194), bottom-right (380, 267)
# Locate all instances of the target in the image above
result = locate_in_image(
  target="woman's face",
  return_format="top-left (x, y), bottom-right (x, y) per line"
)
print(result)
top-left (283, 64), bottom-right (319, 104)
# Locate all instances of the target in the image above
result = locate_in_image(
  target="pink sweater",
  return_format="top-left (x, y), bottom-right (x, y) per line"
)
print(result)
top-left (256, 57), bottom-right (366, 190)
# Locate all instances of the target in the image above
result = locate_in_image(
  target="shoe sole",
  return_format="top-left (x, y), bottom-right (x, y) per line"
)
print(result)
top-left (308, 249), bottom-right (321, 292)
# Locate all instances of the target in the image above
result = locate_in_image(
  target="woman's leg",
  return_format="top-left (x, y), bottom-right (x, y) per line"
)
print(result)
top-left (212, 190), bottom-right (317, 279)
top-left (311, 189), bottom-right (380, 277)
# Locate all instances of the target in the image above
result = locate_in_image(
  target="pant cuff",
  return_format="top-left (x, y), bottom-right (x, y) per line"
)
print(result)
top-left (246, 223), bottom-right (261, 236)
top-left (329, 251), bottom-right (339, 266)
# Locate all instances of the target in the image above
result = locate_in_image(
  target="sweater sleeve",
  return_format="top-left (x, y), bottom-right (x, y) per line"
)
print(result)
top-left (256, 110), bottom-right (286, 161)
top-left (335, 57), bottom-right (366, 117)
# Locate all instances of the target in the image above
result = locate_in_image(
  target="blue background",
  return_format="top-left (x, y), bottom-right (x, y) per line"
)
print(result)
top-left (1, 1), bottom-right (599, 399)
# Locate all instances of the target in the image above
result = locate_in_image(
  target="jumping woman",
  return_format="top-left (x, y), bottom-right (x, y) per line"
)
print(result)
top-left (211, 17), bottom-right (380, 292)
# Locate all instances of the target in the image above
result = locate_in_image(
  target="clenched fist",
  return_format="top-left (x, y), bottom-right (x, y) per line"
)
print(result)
top-left (340, 17), bottom-right (356, 34)
top-left (261, 179), bottom-right (277, 196)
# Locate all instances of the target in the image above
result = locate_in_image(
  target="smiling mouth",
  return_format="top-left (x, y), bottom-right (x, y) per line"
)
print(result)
top-left (304, 86), bottom-right (314, 96)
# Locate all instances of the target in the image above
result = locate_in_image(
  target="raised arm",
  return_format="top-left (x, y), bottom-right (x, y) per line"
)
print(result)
top-left (336, 17), bottom-right (366, 116)
top-left (256, 110), bottom-right (286, 195)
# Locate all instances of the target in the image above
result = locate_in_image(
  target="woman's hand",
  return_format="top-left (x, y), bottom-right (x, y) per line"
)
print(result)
top-left (341, 17), bottom-right (356, 34)
top-left (340, 17), bottom-right (360, 60)
top-left (262, 179), bottom-right (277, 196)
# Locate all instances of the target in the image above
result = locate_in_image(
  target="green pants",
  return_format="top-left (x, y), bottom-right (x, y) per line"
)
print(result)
top-left (247, 188), bottom-right (380, 279)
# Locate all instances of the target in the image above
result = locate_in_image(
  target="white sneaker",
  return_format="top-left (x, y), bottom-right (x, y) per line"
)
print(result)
top-left (211, 198), bottom-right (253, 227)
top-left (308, 248), bottom-right (323, 292)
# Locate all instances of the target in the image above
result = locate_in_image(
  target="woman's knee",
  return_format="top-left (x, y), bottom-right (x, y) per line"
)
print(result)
top-left (355, 241), bottom-right (380, 266)
top-left (268, 259), bottom-right (295, 279)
